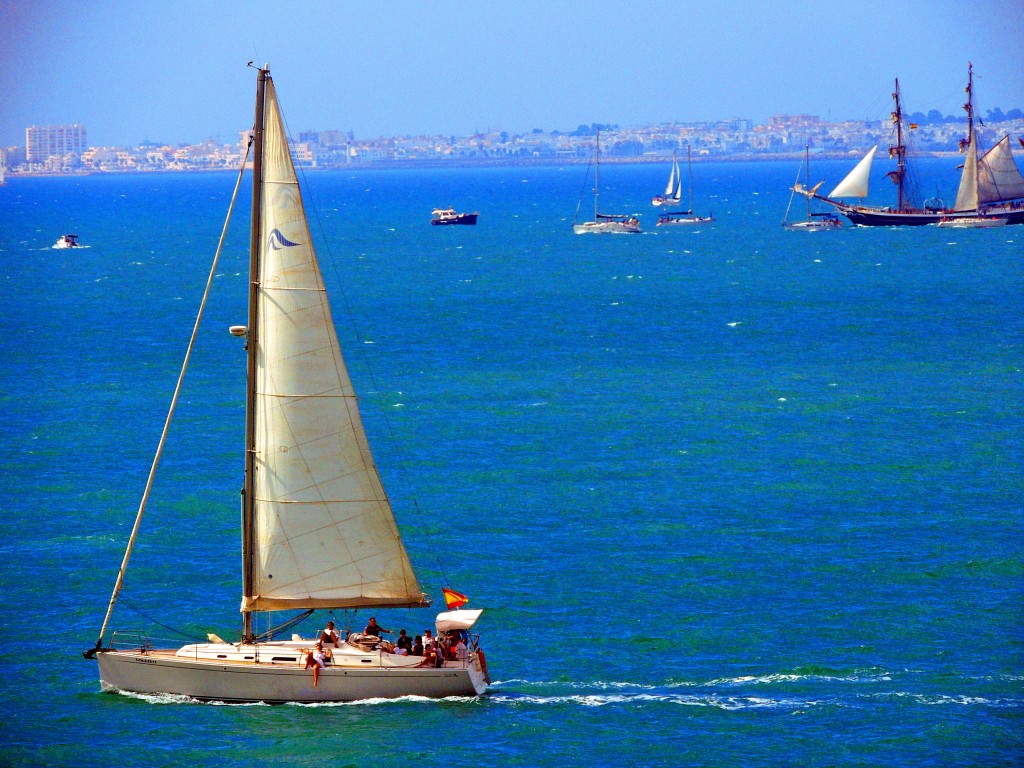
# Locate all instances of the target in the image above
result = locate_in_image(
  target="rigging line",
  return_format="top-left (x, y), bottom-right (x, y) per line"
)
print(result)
top-left (91, 140), bottom-right (253, 649)
top-left (278, 101), bottom-right (453, 592)
top-left (119, 597), bottom-right (206, 642)
top-left (574, 158), bottom-right (593, 223)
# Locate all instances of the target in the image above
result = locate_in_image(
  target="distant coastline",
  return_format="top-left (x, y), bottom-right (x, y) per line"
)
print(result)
top-left (2, 149), bottom-right (975, 179)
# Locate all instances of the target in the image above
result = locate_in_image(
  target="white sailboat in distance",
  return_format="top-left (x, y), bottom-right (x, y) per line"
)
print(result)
top-left (85, 65), bottom-right (490, 703)
top-left (657, 144), bottom-right (715, 226)
top-left (573, 129), bottom-right (642, 234)
top-left (651, 154), bottom-right (682, 207)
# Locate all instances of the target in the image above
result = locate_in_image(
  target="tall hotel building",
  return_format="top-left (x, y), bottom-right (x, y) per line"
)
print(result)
top-left (26, 124), bottom-right (88, 162)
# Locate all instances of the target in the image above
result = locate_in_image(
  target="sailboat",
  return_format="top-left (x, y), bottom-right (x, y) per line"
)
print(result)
top-left (573, 129), bottom-right (642, 234)
top-left (656, 144), bottom-right (714, 226)
top-left (940, 62), bottom-right (1024, 227)
top-left (84, 66), bottom-right (490, 703)
top-left (782, 145), bottom-right (842, 231)
top-left (795, 78), bottom-right (947, 226)
top-left (651, 154), bottom-right (682, 207)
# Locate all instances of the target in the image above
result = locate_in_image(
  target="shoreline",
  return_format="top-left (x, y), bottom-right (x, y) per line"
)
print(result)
top-left (2, 150), bottom-right (968, 179)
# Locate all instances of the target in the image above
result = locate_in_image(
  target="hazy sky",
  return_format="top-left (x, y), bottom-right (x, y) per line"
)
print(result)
top-left (2, 0), bottom-right (1022, 148)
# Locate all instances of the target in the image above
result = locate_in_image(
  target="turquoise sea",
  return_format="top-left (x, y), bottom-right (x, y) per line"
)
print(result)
top-left (1, 159), bottom-right (1021, 766)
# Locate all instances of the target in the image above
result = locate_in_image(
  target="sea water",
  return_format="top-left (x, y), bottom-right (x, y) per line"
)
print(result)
top-left (0, 160), bottom-right (1021, 766)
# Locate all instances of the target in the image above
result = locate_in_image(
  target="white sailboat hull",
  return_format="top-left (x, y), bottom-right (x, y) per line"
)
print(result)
top-left (574, 220), bottom-right (641, 234)
top-left (97, 648), bottom-right (488, 703)
top-left (937, 216), bottom-right (1007, 228)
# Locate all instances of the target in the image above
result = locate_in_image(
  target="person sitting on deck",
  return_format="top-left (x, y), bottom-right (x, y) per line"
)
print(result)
top-left (320, 620), bottom-right (341, 646)
top-left (304, 641), bottom-right (332, 687)
top-left (417, 644), bottom-right (439, 668)
top-left (364, 617), bottom-right (392, 637)
top-left (395, 628), bottom-right (412, 652)
top-left (411, 635), bottom-right (424, 656)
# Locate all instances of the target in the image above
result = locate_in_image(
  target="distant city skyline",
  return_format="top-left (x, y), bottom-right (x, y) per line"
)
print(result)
top-left (2, 0), bottom-right (1022, 149)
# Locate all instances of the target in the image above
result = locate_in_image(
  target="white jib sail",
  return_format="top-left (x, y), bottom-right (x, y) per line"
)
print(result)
top-left (664, 159), bottom-right (677, 197)
top-left (246, 78), bottom-right (425, 612)
top-left (977, 135), bottom-right (1024, 204)
top-left (829, 145), bottom-right (877, 199)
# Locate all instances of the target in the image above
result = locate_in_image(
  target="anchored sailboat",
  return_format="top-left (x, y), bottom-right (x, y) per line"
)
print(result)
top-left (657, 144), bottom-right (714, 226)
top-left (652, 154), bottom-right (682, 207)
top-left (84, 66), bottom-right (490, 703)
top-left (782, 145), bottom-right (842, 231)
top-left (573, 129), bottom-right (641, 234)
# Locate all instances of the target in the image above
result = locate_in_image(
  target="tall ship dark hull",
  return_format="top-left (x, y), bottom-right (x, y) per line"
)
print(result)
top-left (841, 208), bottom-right (944, 227)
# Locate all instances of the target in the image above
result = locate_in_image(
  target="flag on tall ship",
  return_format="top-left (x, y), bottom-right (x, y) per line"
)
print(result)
top-left (442, 588), bottom-right (469, 610)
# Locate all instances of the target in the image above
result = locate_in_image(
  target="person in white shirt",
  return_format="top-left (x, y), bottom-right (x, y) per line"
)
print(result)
top-left (320, 620), bottom-right (340, 646)
top-left (304, 641), bottom-right (331, 687)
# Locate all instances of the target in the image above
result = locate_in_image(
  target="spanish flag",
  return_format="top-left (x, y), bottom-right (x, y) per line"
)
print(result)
top-left (442, 587), bottom-right (469, 610)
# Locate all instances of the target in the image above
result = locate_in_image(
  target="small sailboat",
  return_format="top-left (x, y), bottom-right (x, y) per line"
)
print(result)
top-left (782, 145), bottom-right (842, 231)
top-left (573, 129), bottom-right (641, 234)
top-left (656, 144), bottom-right (714, 226)
top-left (84, 66), bottom-right (490, 703)
top-left (651, 154), bottom-right (682, 207)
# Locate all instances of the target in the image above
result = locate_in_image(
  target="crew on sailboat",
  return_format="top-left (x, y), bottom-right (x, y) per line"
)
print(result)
top-left (364, 617), bottom-right (392, 637)
top-left (320, 620), bottom-right (341, 646)
top-left (305, 641), bottom-right (332, 687)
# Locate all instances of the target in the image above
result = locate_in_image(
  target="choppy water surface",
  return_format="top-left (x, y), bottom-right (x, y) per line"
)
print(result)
top-left (1, 160), bottom-right (1021, 766)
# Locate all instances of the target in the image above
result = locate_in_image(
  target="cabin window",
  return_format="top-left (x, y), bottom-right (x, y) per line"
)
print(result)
top-left (271, 657), bottom-right (297, 662)
top-left (216, 655), bottom-right (227, 659)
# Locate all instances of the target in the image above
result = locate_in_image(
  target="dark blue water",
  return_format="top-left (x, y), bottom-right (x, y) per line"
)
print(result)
top-left (1, 160), bottom-right (1021, 766)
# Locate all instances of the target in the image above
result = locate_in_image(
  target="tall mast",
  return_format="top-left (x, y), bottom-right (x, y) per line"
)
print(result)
top-left (959, 61), bottom-right (975, 153)
top-left (241, 66), bottom-right (267, 644)
top-left (687, 143), bottom-right (694, 213)
top-left (804, 144), bottom-right (811, 220)
top-left (889, 78), bottom-right (908, 212)
top-left (594, 128), bottom-right (600, 220)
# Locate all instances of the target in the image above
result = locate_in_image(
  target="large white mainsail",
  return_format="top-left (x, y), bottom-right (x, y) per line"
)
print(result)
top-left (977, 135), bottom-right (1024, 205)
top-left (664, 158), bottom-right (678, 197)
top-left (829, 145), bottom-right (877, 198)
top-left (245, 78), bottom-right (426, 612)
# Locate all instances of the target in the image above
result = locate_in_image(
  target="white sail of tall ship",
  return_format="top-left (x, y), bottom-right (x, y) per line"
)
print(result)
top-left (85, 66), bottom-right (490, 703)
top-left (945, 64), bottom-right (1024, 225)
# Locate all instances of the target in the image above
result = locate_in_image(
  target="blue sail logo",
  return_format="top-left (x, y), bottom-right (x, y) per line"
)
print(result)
top-left (267, 228), bottom-right (301, 250)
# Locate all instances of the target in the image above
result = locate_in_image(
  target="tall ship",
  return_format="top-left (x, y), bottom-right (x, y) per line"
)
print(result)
top-left (798, 67), bottom-right (1024, 226)
top-left (944, 62), bottom-right (1024, 225)
top-left (795, 77), bottom-right (945, 226)
top-left (84, 65), bottom-right (490, 703)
